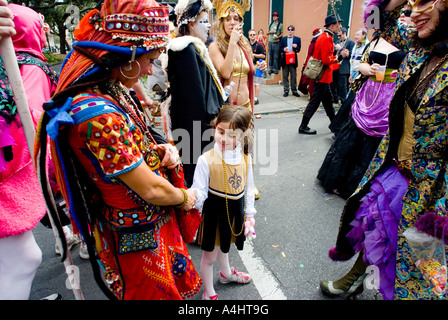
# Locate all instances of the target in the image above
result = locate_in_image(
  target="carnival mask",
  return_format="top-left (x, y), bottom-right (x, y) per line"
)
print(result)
top-left (408, 0), bottom-right (441, 13)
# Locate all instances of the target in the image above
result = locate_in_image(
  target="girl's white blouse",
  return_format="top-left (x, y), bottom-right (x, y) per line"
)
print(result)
top-left (191, 142), bottom-right (256, 217)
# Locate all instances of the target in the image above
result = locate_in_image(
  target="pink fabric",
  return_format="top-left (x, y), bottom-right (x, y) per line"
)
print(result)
top-left (0, 65), bottom-right (55, 238)
top-left (21, 64), bottom-right (55, 117)
top-left (8, 4), bottom-right (47, 61)
top-left (0, 117), bottom-right (15, 172)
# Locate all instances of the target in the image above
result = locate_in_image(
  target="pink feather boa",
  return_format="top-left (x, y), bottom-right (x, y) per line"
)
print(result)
top-left (415, 213), bottom-right (448, 245)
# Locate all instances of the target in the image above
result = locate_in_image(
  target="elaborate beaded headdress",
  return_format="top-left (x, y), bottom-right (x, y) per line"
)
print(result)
top-left (213, 0), bottom-right (251, 20)
top-left (101, 8), bottom-right (170, 49)
top-left (56, 0), bottom-right (170, 93)
top-left (77, 0), bottom-right (170, 50)
top-left (175, 0), bottom-right (213, 27)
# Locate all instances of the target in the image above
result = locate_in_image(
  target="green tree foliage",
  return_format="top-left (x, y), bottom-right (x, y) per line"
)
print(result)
top-left (9, 0), bottom-right (97, 54)
top-left (9, 0), bottom-right (178, 54)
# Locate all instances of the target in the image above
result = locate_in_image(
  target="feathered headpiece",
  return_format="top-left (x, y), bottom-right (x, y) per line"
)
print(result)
top-left (175, 0), bottom-right (212, 27)
top-left (213, 0), bottom-right (251, 20)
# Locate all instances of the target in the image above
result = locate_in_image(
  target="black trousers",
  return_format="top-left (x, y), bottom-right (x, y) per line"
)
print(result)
top-left (301, 81), bottom-right (335, 127)
top-left (337, 73), bottom-right (350, 105)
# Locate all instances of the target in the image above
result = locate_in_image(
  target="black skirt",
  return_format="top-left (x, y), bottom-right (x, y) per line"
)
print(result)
top-left (317, 116), bottom-right (383, 199)
top-left (329, 89), bottom-right (356, 135)
top-left (199, 192), bottom-right (246, 253)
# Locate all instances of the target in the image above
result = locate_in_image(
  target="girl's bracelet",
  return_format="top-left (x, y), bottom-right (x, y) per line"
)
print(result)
top-left (176, 188), bottom-right (188, 208)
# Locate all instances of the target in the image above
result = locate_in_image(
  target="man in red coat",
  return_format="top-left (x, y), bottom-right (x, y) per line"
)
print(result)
top-left (298, 13), bottom-right (342, 135)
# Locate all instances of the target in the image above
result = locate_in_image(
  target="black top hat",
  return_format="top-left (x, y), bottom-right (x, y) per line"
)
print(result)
top-left (324, 13), bottom-right (343, 27)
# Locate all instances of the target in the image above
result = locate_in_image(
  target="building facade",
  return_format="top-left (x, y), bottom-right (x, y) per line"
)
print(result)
top-left (244, 0), bottom-right (369, 84)
top-left (159, 0), bottom-right (370, 85)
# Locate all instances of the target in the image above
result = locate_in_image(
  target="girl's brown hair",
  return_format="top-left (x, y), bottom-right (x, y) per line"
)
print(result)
top-left (214, 105), bottom-right (253, 154)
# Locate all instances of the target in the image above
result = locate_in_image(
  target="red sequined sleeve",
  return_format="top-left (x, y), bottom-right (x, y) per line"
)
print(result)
top-left (76, 112), bottom-right (144, 177)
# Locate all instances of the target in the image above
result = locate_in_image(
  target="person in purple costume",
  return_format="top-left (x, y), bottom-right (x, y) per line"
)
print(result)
top-left (317, 17), bottom-right (406, 199)
top-left (320, 0), bottom-right (448, 300)
top-left (318, 0), bottom-right (408, 300)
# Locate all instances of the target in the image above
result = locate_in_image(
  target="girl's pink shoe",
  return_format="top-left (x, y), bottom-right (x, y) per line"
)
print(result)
top-left (219, 267), bottom-right (252, 284)
top-left (202, 291), bottom-right (218, 300)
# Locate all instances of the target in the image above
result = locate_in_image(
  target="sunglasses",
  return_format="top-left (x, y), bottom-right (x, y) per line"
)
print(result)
top-left (288, 28), bottom-right (294, 31)
top-left (408, 0), bottom-right (440, 13)
top-left (403, 9), bottom-right (412, 16)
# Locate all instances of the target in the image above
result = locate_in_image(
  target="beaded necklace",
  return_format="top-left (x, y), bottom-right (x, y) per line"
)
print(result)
top-left (407, 53), bottom-right (448, 107)
top-left (221, 152), bottom-right (248, 237)
top-left (101, 79), bottom-right (157, 150)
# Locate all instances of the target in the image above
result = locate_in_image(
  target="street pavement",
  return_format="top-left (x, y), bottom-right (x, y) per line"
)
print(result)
top-left (29, 83), bottom-right (383, 302)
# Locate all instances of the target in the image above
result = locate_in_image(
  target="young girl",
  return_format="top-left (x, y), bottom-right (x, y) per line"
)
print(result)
top-left (191, 106), bottom-right (256, 300)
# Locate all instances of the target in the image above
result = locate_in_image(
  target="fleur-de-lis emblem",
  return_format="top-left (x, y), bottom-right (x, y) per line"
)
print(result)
top-left (228, 169), bottom-right (242, 189)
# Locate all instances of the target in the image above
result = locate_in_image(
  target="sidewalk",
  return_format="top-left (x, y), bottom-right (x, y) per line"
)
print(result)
top-left (51, 61), bottom-right (308, 116)
top-left (254, 83), bottom-right (309, 115)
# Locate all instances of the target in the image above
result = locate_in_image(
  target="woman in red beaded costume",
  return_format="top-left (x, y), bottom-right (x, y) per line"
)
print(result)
top-left (35, 0), bottom-right (202, 300)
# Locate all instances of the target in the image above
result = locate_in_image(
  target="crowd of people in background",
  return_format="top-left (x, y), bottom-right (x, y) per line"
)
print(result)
top-left (1, 0), bottom-right (448, 302)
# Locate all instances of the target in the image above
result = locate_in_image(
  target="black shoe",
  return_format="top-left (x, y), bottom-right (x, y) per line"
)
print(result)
top-left (283, 92), bottom-right (288, 97)
top-left (292, 92), bottom-right (300, 97)
top-left (255, 99), bottom-right (259, 105)
top-left (298, 126), bottom-right (317, 135)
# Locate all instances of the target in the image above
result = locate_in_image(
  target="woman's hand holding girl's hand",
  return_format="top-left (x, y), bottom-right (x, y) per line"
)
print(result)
top-left (182, 189), bottom-right (196, 211)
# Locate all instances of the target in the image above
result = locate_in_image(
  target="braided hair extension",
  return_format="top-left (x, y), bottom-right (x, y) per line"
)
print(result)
top-left (47, 53), bottom-right (124, 110)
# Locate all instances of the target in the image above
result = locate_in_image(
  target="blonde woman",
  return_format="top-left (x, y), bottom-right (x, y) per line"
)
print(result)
top-left (209, 0), bottom-right (265, 199)
top-left (209, 0), bottom-right (266, 112)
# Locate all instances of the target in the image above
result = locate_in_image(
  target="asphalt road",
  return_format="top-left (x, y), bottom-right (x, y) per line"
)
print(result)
top-left (29, 109), bottom-right (382, 302)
